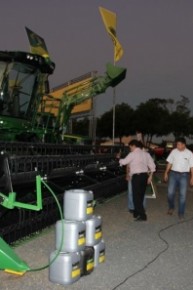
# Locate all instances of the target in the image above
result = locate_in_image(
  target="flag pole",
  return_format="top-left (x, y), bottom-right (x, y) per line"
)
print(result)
top-left (112, 18), bottom-right (116, 146)
top-left (99, 7), bottom-right (123, 145)
top-left (112, 63), bottom-right (116, 145)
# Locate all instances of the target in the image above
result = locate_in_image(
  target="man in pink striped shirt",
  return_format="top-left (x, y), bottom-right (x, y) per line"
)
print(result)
top-left (119, 140), bottom-right (156, 221)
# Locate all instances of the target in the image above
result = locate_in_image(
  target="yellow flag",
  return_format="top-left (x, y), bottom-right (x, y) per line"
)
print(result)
top-left (25, 27), bottom-right (49, 58)
top-left (99, 6), bottom-right (123, 62)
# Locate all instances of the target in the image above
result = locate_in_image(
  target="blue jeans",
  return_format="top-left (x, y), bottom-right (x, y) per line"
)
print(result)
top-left (167, 171), bottom-right (189, 216)
top-left (128, 180), bottom-right (146, 210)
top-left (128, 181), bottom-right (134, 210)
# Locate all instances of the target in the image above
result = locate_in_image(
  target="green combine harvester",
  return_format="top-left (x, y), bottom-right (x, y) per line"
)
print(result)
top-left (0, 28), bottom-right (126, 143)
top-left (0, 28), bottom-right (127, 274)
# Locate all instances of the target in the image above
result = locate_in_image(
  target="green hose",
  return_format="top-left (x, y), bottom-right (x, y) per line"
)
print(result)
top-left (28, 177), bottom-right (64, 272)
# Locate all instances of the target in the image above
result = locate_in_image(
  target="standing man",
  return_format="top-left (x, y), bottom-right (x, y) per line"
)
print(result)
top-left (119, 140), bottom-right (156, 221)
top-left (126, 140), bottom-right (147, 213)
top-left (164, 137), bottom-right (193, 219)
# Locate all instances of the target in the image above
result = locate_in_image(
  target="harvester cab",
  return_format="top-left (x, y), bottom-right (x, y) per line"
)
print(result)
top-left (0, 50), bottom-right (55, 142)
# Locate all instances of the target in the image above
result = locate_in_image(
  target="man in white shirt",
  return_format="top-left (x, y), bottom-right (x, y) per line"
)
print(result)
top-left (164, 137), bottom-right (193, 219)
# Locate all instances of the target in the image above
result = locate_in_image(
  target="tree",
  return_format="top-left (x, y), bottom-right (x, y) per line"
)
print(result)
top-left (187, 117), bottom-right (193, 139)
top-left (133, 98), bottom-right (171, 145)
top-left (169, 96), bottom-right (191, 138)
top-left (169, 111), bottom-right (190, 138)
top-left (175, 95), bottom-right (190, 115)
top-left (97, 103), bottom-right (134, 143)
top-left (96, 95), bottom-right (193, 145)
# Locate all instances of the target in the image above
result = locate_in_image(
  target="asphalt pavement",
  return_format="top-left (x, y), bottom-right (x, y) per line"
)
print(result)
top-left (1, 175), bottom-right (193, 290)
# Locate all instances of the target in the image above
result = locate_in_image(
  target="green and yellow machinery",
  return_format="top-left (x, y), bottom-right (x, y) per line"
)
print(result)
top-left (0, 28), bottom-right (127, 251)
top-left (0, 29), bottom-right (126, 143)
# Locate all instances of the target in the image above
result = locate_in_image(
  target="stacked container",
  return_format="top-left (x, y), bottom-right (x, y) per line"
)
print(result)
top-left (63, 189), bottom-right (94, 221)
top-left (49, 251), bottom-right (81, 285)
top-left (49, 189), bottom-right (105, 286)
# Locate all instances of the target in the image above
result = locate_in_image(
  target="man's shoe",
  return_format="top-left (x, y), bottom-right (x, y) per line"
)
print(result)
top-left (178, 215), bottom-right (184, 221)
top-left (129, 209), bottom-right (134, 214)
top-left (135, 216), bottom-right (147, 221)
top-left (133, 212), bottom-right (139, 218)
top-left (167, 209), bottom-right (174, 215)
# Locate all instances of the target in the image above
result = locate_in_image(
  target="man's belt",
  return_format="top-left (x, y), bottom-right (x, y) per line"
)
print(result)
top-left (171, 170), bottom-right (189, 174)
top-left (132, 172), bottom-right (148, 176)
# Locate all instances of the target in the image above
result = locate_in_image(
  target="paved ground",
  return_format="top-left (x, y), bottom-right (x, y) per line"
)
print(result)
top-left (1, 175), bottom-right (193, 290)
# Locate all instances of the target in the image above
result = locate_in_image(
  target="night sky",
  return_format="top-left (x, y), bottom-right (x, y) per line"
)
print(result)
top-left (1, 0), bottom-right (193, 116)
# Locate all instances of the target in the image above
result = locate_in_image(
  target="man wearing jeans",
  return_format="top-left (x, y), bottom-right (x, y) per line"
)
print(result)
top-left (164, 137), bottom-right (193, 219)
